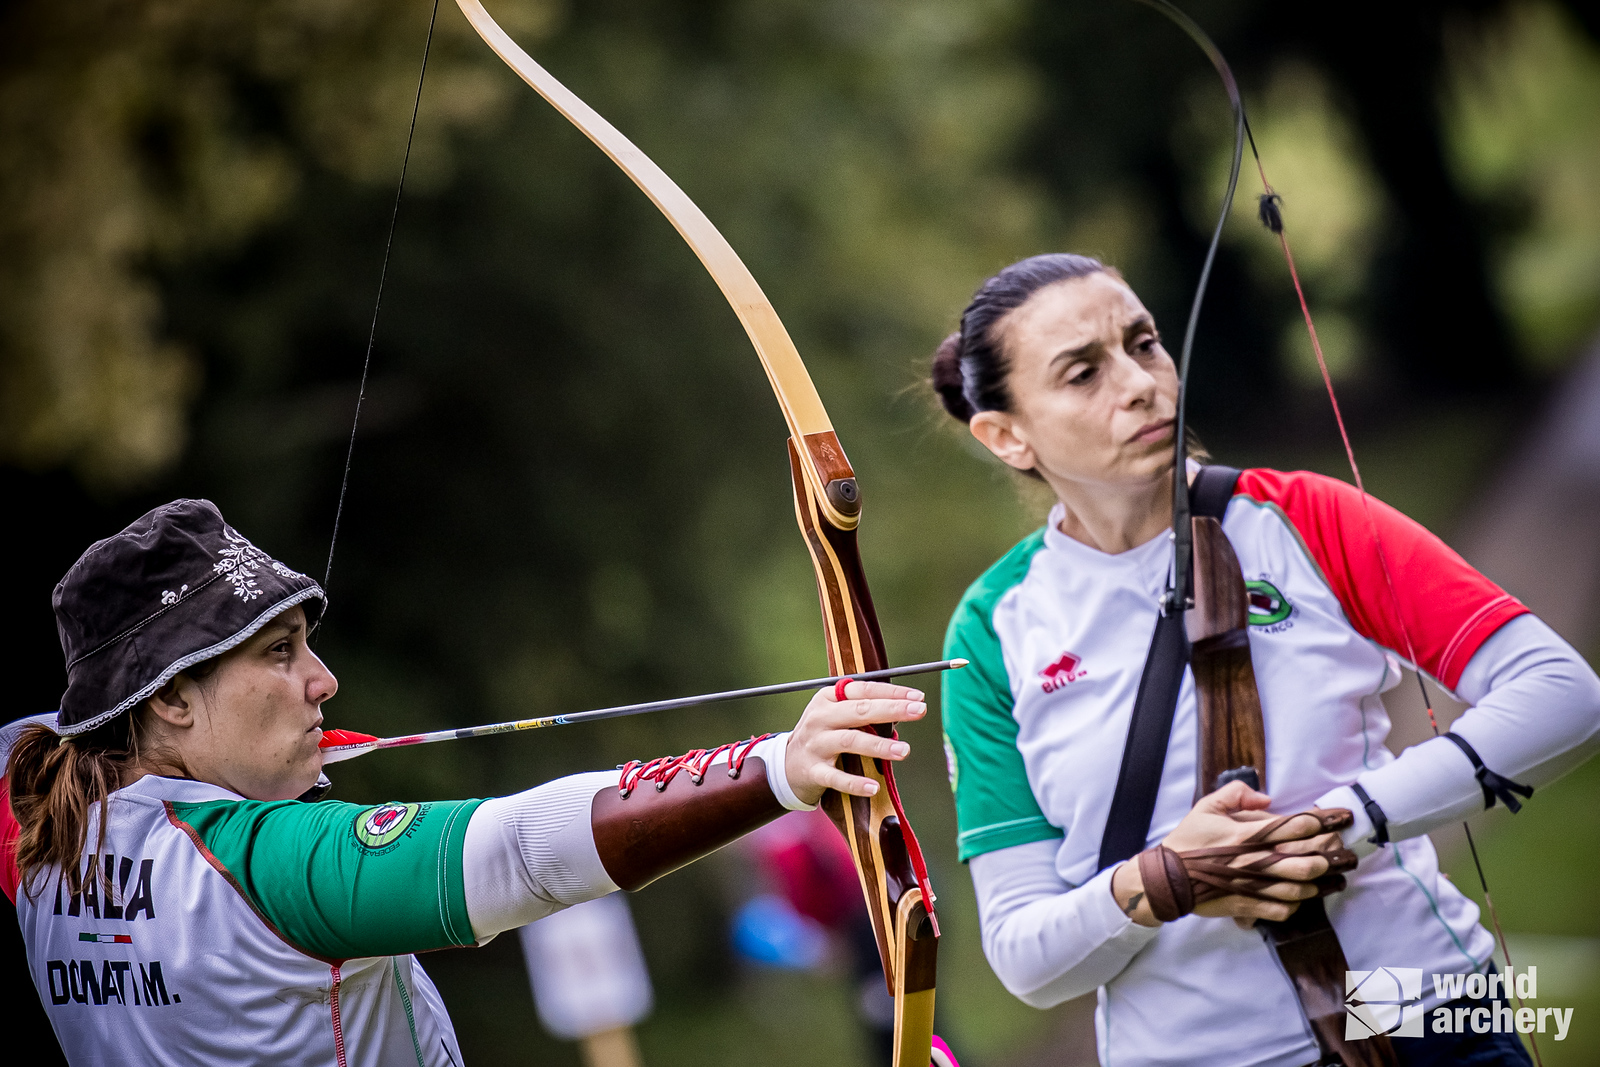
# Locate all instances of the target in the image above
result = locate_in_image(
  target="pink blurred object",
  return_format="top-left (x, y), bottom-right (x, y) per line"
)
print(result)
top-left (752, 807), bottom-right (862, 929)
top-left (930, 1035), bottom-right (960, 1067)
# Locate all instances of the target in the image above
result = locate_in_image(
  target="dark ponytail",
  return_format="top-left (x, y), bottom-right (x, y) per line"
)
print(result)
top-left (930, 253), bottom-right (1119, 421)
top-left (7, 718), bottom-right (140, 898)
top-left (7, 662), bottom-right (211, 899)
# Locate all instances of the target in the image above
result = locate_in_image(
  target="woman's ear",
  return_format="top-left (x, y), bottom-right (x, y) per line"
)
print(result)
top-left (969, 410), bottom-right (1037, 473)
top-left (146, 678), bottom-right (196, 729)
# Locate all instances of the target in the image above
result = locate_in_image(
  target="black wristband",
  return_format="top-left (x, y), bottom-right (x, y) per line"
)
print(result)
top-left (1349, 782), bottom-right (1390, 847)
top-left (1441, 732), bottom-right (1534, 814)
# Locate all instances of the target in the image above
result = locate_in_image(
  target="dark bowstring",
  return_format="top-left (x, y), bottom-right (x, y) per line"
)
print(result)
top-left (1139, 3), bottom-right (1539, 1062)
top-left (323, 0), bottom-right (443, 599)
top-left (1139, 0), bottom-right (1244, 615)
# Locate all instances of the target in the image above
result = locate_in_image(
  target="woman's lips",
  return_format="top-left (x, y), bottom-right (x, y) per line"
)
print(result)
top-left (1132, 419), bottom-right (1174, 444)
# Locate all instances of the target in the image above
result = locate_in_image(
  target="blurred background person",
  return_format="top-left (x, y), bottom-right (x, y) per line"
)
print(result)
top-left (519, 893), bottom-right (654, 1067)
top-left (734, 808), bottom-right (896, 1060)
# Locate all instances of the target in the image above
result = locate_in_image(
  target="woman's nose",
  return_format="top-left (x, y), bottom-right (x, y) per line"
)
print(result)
top-left (1114, 349), bottom-right (1160, 405)
top-left (307, 656), bottom-right (338, 704)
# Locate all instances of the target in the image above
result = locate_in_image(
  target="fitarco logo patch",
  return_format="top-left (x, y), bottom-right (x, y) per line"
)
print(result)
top-left (1245, 579), bottom-right (1293, 627)
top-left (354, 802), bottom-right (420, 851)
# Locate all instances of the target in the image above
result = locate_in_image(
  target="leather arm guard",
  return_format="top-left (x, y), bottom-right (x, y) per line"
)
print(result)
top-left (1136, 808), bottom-right (1359, 923)
top-left (592, 734), bottom-right (789, 892)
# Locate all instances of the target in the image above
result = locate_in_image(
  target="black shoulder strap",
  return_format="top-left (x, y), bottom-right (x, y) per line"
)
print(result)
top-left (1096, 465), bottom-right (1241, 871)
top-left (1189, 463), bottom-right (1240, 525)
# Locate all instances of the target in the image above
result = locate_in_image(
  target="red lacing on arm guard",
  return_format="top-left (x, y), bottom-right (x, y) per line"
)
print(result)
top-left (617, 734), bottom-right (774, 798)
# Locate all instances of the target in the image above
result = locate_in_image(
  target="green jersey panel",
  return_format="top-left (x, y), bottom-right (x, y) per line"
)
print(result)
top-left (942, 529), bottom-right (1062, 862)
top-left (168, 796), bottom-right (485, 960)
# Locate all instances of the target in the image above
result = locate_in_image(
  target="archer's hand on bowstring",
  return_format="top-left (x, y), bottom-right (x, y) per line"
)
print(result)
top-left (785, 680), bottom-right (926, 807)
top-left (1111, 780), bottom-right (1358, 929)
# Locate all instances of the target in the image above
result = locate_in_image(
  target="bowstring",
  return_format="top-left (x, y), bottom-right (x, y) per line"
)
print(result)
top-left (1239, 58), bottom-right (1546, 1067)
top-left (323, 0), bottom-right (442, 599)
top-left (1133, 0), bottom-right (1244, 616)
top-left (1265, 176), bottom-right (1539, 1065)
top-left (1140, 3), bottom-right (1540, 1061)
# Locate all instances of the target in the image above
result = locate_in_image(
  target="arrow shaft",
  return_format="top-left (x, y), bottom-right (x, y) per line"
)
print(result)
top-left (320, 658), bottom-right (965, 763)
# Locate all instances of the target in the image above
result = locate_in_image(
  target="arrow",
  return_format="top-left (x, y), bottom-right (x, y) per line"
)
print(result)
top-left (318, 658), bottom-right (967, 763)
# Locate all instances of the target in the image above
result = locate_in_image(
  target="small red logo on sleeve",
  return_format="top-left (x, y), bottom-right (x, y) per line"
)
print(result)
top-left (1040, 651), bottom-right (1085, 693)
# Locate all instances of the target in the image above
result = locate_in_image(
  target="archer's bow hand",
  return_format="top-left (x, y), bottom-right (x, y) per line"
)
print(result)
top-left (1112, 780), bottom-right (1358, 927)
top-left (786, 680), bottom-right (926, 806)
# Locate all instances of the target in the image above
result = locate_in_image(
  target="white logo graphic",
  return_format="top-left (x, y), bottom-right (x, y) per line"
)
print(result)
top-left (1346, 968), bottom-right (1424, 1039)
top-left (213, 528), bottom-right (304, 601)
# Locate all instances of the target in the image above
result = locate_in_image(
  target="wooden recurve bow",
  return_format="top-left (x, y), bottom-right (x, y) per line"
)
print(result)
top-left (1136, 3), bottom-right (1397, 1063)
top-left (449, 5), bottom-right (940, 1064)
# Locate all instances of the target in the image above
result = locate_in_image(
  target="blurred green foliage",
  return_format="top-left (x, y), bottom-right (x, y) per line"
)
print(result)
top-left (4, 1), bottom-right (1600, 1065)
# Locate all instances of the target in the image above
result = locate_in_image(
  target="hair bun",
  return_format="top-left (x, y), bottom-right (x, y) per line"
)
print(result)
top-left (930, 332), bottom-right (973, 422)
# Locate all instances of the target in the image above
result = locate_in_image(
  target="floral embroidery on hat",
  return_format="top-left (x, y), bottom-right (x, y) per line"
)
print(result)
top-left (213, 529), bottom-right (284, 601)
top-left (160, 584), bottom-right (190, 606)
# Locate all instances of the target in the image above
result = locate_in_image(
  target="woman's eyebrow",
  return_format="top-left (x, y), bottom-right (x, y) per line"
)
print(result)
top-left (1122, 314), bottom-right (1156, 340)
top-left (259, 618), bottom-right (302, 642)
top-left (1049, 337), bottom-right (1103, 368)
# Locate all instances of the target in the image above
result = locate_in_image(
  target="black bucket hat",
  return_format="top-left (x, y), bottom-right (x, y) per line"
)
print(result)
top-left (53, 499), bottom-right (326, 736)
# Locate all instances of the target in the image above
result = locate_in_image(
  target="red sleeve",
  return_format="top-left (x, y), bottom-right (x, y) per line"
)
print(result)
top-left (1, 778), bottom-right (19, 903)
top-left (1235, 468), bottom-right (1527, 690)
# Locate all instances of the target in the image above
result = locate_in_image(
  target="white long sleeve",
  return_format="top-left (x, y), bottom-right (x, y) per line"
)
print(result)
top-left (1317, 614), bottom-right (1600, 849)
top-left (969, 838), bottom-right (1158, 1008)
top-left (968, 615), bottom-right (1600, 1012)
top-left (460, 731), bottom-right (804, 940)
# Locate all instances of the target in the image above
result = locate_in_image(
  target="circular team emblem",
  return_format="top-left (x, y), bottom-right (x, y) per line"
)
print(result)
top-left (354, 802), bottom-right (419, 850)
top-left (1245, 579), bottom-right (1293, 626)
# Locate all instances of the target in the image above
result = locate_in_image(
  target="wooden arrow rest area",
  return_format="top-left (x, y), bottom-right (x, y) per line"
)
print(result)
top-left (450, 3), bottom-right (940, 1064)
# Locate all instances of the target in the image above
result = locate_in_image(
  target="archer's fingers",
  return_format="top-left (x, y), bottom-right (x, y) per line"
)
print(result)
top-left (1194, 779), bottom-right (1271, 816)
top-left (833, 681), bottom-right (925, 703)
top-left (1255, 854), bottom-right (1337, 883)
top-left (1269, 831), bottom-right (1348, 858)
top-left (821, 697), bottom-right (927, 728)
top-left (1194, 895), bottom-right (1302, 923)
top-left (820, 727), bottom-right (910, 764)
top-left (811, 763), bottom-right (880, 798)
top-left (1245, 876), bottom-right (1324, 902)
top-left (1257, 809), bottom-right (1352, 845)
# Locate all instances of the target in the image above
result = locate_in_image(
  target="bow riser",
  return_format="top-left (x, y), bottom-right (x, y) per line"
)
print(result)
top-left (1187, 517), bottom-right (1270, 800)
top-left (790, 440), bottom-right (884, 672)
top-left (790, 440), bottom-right (939, 1064)
top-left (1188, 515), bottom-right (1394, 1067)
top-left (892, 889), bottom-right (938, 1067)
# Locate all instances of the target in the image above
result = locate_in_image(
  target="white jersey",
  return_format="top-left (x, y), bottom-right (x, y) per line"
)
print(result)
top-left (3, 713), bottom-right (806, 1067)
top-left (3, 715), bottom-right (478, 1067)
top-left (942, 468), bottom-right (1535, 1067)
